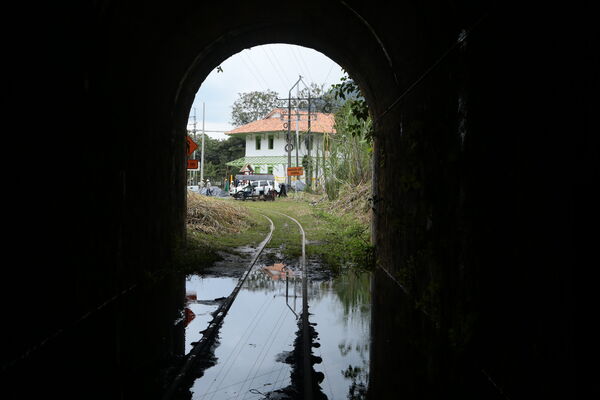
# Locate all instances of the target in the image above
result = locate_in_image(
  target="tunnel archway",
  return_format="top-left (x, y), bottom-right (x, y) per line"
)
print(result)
top-left (4, 1), bottom-right (579, 399)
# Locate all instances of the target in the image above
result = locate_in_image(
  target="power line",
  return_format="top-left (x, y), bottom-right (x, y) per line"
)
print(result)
top-left (199, 368), bottom-right (284, 399)
top-left (238, 305), bottom-right (291, 400)
top-left (266, 45), bottom-right (291, 83)
top-left (271, 328), bottom-right (297, 390)
top-left (237, 304), bottom-right (291, 399)
top-left (245, 50), bottom-right (272, 89)
top-left (204, 293), bottom-right (276, 400)
top-left (323, 63), bottom-right (336, 87)
top-left (240, 51), bottom-right (269, 90)
top-left (317, 349), bottom-right (335, 399)
top-left (260, 46), bottom-right (288, 89)
top-left (287, 46), bottom-right (306, 82)
top-left (240, 53), bottom-right (266, 90)
top-left (292, 46), bottom-right (315, 84)
top-left (292, 47), bottom-right (314, 82)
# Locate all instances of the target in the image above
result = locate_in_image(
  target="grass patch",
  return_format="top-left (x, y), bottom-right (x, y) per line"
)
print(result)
top-left (239, 187), bottom-right (373, 271)
top-left (311, 207), bottom-right (373, 270)
top-left (174, 193), bottom-right (271, 273)
top-left (176, 185), bottom-right (373, 274)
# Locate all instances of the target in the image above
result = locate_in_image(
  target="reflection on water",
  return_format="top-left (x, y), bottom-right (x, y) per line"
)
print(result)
top-left (311, 270), bottom-right (371, 400)
top-left (187, 267), bottom-right (297, 399)
top-left (182, 276), bottom-right (239, 354)
top-left (176, 263), bottom-right (371, 399)
top-left (261, 263), bottom-right (294, 280)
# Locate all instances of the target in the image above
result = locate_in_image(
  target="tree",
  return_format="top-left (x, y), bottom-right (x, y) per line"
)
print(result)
top-left (331, 75), bottom-right (370, 139)
top-left (213, 135), bottom-right (245, 179)
top-left (230, 90), bottom-right (282, 127)
top-left (322, 75), bottom-right (373, 199)
top-left (189, 135), bottom-right (246, 183)
top-left (297, 82), bottom-right (343, 113)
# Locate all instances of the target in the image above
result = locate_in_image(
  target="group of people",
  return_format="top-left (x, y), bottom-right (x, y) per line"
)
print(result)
top-left (200, 179), bottom-right (212, 196)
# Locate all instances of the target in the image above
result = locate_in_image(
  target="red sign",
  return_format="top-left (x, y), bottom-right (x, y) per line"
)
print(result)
top-left (184, 308), bottom-right (196, 327)
top-left (187, 159), bottom-right (199, 169)
top-left (186, 136), bottom-right (198, 155)
top-left (287, 166), bottom-right (304, 176)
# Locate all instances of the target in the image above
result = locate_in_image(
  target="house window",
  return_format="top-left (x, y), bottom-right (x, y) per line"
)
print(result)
top-left (268, 135), bottom-right (274, 149)
top-left (267, 166), bottom-right (273, 174)
top-left (255, 166), bottom-right (261, 173)
top-left (255, 135), bottom-right (261, 150)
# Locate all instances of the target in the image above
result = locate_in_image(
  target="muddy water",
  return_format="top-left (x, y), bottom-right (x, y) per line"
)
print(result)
top-left (175, 252), bottom-right (371, 400)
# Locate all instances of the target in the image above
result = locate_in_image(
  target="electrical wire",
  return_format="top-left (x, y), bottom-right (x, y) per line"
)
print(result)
top-left (260, 46), bottom-right (289, 88)
top-left (293, 46), bottom-right (315, 84)
top-left (288, 46), bottom-right (307, 83)
top-left (270, 330), bottom-right (296, 390)
top-left (323, 63), bottom-right (336, 87)
top-left (238, 304), bottom-right (291, 400)
top-left (202, 292), bottom-right (276, 400)
top-left (243, 306), bottom-right (291, 395)
top-left (198, 366), bottom-right (283, 399)
top-left (203, 294), bottom-right (275, 395)
top-left (240, 51), bottom-right (269, 91)
top-left (266, 45), bottom-right (291, 84)
top-left (317, 349), bottom-right (335, 399)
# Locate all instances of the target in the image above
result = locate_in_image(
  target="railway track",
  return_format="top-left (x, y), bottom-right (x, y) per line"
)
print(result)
top-left (271, 211), bottom-right (312, 400)
top-left (162, 211), bottom-right (311, 400)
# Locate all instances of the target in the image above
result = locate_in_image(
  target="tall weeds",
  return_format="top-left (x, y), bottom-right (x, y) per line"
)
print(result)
top-left (323, 100), bottom-right (372, 200)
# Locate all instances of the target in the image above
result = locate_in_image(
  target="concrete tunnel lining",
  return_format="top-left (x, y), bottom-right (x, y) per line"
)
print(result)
top-left (2, 1), bottom-right (579, 399)
top-left (169, 18), bottom-right (400, 133)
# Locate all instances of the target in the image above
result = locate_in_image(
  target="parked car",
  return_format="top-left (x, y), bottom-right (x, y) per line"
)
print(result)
top-left (230, 174), bottom-right (279, 201)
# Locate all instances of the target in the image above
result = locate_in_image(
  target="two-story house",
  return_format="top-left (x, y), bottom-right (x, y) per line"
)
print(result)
top-left (225, 108), bottom-right (336, 186)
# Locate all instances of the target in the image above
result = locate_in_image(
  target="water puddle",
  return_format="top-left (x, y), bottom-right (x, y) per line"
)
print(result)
top-left (173, 255), bottom-right (371, 400)
top-left (309, 272), bottom-right (371, 399)
top-left (183, 276), bottom-right (239, 354)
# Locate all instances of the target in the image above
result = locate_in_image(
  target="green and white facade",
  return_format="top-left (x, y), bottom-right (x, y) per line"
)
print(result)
top-left (225, 109), bottom-right (335, 184)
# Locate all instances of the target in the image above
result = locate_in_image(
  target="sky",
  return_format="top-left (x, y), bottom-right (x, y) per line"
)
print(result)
top-left (187, 44), bottom-right (346, 140)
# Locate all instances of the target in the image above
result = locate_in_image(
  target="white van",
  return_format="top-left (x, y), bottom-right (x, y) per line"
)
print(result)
top-left (231, 174), bottom-right (279, 201)
top-left (250, 180), bottom-right (279, 196)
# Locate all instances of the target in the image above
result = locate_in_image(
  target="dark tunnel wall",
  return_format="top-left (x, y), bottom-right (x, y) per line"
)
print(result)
top-left (3, 1), bottom-right (585, 399)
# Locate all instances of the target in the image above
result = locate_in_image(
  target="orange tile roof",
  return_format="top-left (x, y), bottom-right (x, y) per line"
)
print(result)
top-left (261, 263), bottom-right (294, 280)
top-left (226, 108), bottom-right (336, 135)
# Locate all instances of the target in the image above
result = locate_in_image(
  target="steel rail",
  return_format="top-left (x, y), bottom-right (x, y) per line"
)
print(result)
top-left (162, 214), bottom-right (275, 400)
top-left (271, 211), bottom-right (312, 400)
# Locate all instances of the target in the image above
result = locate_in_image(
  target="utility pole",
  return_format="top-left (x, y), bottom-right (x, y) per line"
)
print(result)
top-left (307, 93), bottom-right (312, 190)
top-left (279, 76), bottom-right (323, 189)
top-left (287, 90), bottom-right (291, 188)
top-left (286, 76), bottom-right (303, 188)
top-left (295, 83), bottom-right (300, 170)
top-left (192, 108), bottom-right (197, 185)
top-left (200, 102), bottom-right (205, 183)
top-left (315, 142), bottom-right (319, 191)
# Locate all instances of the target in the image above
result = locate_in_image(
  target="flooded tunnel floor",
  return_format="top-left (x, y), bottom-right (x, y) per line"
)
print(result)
top-left (174, 247), bottom-right (371, 400)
